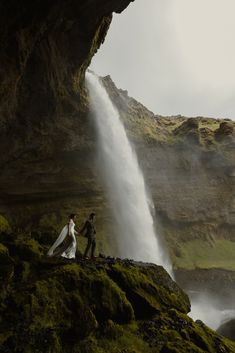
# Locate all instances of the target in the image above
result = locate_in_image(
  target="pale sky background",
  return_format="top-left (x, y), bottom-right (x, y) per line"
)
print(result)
top-left (91, 0), bottom-right (235, 120)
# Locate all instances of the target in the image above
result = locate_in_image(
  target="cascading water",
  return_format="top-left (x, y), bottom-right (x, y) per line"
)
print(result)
top-left (86, 71), bottom-right (171, 273)
top-left (85, 71), bottom-right (235, 331)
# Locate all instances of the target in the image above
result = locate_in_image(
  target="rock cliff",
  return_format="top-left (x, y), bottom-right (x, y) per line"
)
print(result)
top-left (1, 238), bottom-right (235, 353)
top-left (101, 76), bottom-right (235, 270)
top-left (1, 1), bottom-right (235, 271)
top-left (0, 0), bottom-right (133, 228)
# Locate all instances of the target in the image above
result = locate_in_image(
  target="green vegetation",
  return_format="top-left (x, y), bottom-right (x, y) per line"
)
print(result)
top-left (111, 262), bottom-right (190, 315)
top-left (0, 234), bottom-right (235, 353)
top-left (0, 215), bottom-right (11, 233)
top-left (172, 239), bottom-right (235, 270)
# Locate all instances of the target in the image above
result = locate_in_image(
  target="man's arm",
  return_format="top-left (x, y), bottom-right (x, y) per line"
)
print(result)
top-left (79, 221), bottom-right (88, 235)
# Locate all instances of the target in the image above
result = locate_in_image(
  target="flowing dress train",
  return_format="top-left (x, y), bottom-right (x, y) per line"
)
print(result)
top-left (47, 219), bottom-right (77, 259)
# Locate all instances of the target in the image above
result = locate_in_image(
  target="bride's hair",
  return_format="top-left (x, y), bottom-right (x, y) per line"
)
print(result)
top-left (69, 214), bottom-right (76, 219)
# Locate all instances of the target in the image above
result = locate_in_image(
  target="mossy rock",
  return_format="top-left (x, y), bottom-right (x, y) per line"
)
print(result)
top-left (32, 229), bottom-right (58, 247)
top-left (101, 320), bottom-right (124, 340)
top-left (14, 236), bottom-right (44, 261)
top-left (0, 215), bottom-right (11, 234)
top-left (0, 243), bottom-right (14, 282)
top-left (108, 262), bottom-right (190, 319)
top-left (0, 243), bottom-right (10, 262)
top-left (138, 308), bottom-right (235, 353)
top-left (54, 263), bottom-right (134, 323)
top-left (1, 257), bottom-right (235, 353)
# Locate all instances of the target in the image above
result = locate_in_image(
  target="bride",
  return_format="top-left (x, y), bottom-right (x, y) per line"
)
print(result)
top-left (47, 214), bottom-right (78, 259)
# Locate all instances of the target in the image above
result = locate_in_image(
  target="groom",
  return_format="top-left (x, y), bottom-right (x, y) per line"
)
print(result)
top-left (80, 213), bottom-right (97, 259)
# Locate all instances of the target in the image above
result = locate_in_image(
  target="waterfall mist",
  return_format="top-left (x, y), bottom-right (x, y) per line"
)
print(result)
top-left (86, 72), bottom-right (171, 272)
top-left (189, 292), bottom-right (235, 330)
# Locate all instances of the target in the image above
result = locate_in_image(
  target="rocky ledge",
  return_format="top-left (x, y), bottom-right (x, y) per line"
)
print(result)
top-left (1, 233), bottom-right (235, 353)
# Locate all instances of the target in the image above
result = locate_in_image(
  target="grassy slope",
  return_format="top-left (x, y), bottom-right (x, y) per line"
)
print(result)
top-left (173, 239), bottom-right (235, 270)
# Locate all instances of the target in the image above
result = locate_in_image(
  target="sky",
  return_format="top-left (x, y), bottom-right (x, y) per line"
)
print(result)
top-left (91, 0), bottom-right (235, 120)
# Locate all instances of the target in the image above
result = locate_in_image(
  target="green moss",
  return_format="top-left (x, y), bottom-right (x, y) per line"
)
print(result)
top-left (16, 330), bottom-right (62, 353)
top-left (0, 243), bottom-right (13, 286)
top-left (55, 263), bottom-right (134, 323)
top-left (0, 243), bottom-right (9, 259)
top-left (101, 320), bottom-right (124, 339)
top-left (14, 235), bottom-right (44, 261)
top-left (138, 309), bottom-right (235, 353)
top-left (97, 322), bottom-right (152, 353)
top-left (111, 262), bottom-right (190, 317)
top-left (38, 213), bottom-right (64, 234)
top-left (1, 256), bottom-right (235, 353)
top-left (30, 278), bottom-right (69, 330)
top-left (173, 239), bottom-right (235, 270)
top-left (20, 261), bottom-right (32, 282)
top-left (74, 336), bottom-right (105, 353)
top-left (0, 215), bottom-right (11, 233)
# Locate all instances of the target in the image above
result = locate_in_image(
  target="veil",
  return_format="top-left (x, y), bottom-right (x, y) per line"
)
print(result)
top-left (47, 224), bottom-right (68, 256)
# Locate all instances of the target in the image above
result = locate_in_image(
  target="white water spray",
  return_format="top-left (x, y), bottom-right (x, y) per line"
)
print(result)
top-left (86, 72), bottom-right (171, 272)
top-left (189, 292), bottom-right (235, 330)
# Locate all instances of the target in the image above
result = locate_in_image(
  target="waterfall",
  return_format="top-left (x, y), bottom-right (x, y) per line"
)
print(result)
top-left (86, 72), bottom-right (171, 272)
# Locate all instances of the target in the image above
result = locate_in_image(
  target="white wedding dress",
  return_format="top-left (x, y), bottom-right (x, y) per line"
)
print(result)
top-left (47, 219), bottom-right (77, 259)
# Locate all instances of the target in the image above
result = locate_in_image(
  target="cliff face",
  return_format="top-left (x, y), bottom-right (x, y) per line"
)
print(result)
top-left (102, 76), bottom-right (235, 271)
top-left (0, 0), bottom-right (133, 228)
top-left (1, 1), bottom-right (235, 272)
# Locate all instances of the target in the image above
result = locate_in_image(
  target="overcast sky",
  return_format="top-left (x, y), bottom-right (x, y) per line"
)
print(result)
top-left (91, 0), bottom-right (235, 120)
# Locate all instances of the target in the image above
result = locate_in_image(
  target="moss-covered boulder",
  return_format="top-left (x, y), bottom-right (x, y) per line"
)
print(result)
top-left (52, 263), bottom-right (134, 324)
top-left (0, 243), bottom-right (235, 353)
top-left (11, 235), bottom-right (45, 261)
top-left (138, 309), bottom-right (235, 353)
top-left (108, 262), bottom-right (190, 318)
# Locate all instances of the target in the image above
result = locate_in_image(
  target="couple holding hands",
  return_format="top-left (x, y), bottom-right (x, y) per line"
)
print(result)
top-left (47, 213), bottom-right (96, 260)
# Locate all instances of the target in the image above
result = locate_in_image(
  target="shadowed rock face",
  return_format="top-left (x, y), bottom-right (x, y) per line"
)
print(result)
top-left (0, 0), bottom-right (133, 192)
top-left (217, 319), bottom-right (235, 341)
top-left (1, 1), bottom-right (235, 273)
top-left (0, 0), bottom-right (134, 126)
top-left (0, 0), bottom-right (134, 231)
